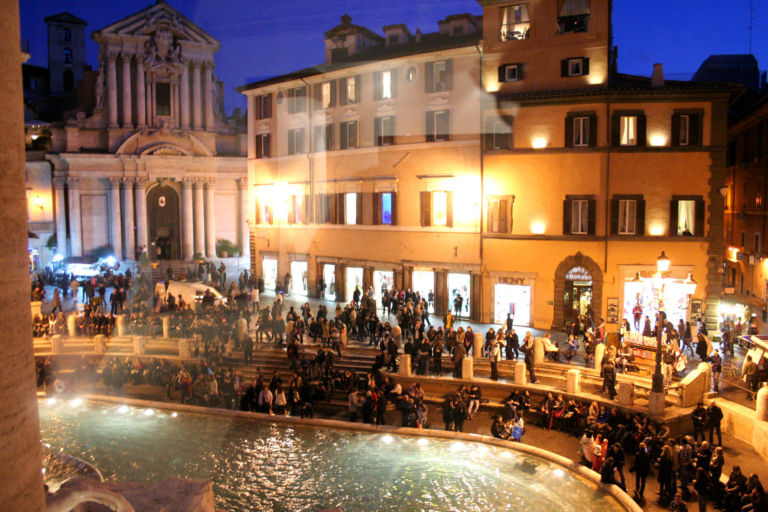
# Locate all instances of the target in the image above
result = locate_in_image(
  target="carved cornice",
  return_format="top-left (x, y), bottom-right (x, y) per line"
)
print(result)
top-left (236, 177), bottom-right (247, 189)
top-left (66, 177), bottom-right (80, 188)
top-left (108, 177), bottom-right (122, 187)
top-left (53, 177), bottom-right (67, 190)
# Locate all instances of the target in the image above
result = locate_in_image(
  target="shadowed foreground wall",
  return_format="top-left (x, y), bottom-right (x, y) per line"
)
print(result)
top-left (0, 0), bottom-right (46, 509)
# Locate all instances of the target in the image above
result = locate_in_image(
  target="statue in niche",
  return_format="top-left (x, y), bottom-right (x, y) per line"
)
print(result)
top-left (94, 64), bottom-right (105, 113)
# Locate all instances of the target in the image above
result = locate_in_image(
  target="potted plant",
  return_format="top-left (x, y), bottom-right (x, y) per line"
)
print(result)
top-left (216, 239), bottom-right (240, 258)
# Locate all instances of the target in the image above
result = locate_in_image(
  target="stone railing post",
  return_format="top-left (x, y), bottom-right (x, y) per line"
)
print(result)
top-left (566, 368), bottom-right (581, 394)
top-left (178, 338), bottom-right (191, 359)
top-left (67, 314), bottom-right (77, 337)
top-left (51, 334), bottom-right (63, 354)
top-left (756, 384), bottom-right (768, 421)
top-left (132, 336), bottom-right (145, 355)
top-left (533, 337), bottom-right (544, 363)
top-left (462, 357), bottom-right (474, 380)
top-left (594, 343), bottom-right (606, 370)
top-left (473, 332), bottom-right (483, 358)
top-left (514, 360), bottom-right (527, 385)
top-left (618, 381), bottom-right (634, 406)
top-left (162, 317), bottom-right (170, 338)
top-left (94, 334), bottom-right (105, 354)
top-left (399, 354), bottom-right (411, 377)
top-left (116, 315), bottom-right (126, 337)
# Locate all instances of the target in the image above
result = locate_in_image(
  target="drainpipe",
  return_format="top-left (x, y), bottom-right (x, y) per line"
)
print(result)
top-left (604, 97), bottom-right (613, 274)
top-left (475, 43), bottom-right (485, 321)
top-left (301, 78), bottom-right (315, 294)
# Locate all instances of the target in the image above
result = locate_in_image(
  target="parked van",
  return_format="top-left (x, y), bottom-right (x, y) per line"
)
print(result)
top-left (165, 280), bottom-right (226, 311)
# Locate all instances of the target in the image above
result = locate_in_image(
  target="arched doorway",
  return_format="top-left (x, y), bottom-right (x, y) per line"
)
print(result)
top-left (146, 184), bottom-right (180, 260)
top-left (553, 252), bottom-right (603, 331)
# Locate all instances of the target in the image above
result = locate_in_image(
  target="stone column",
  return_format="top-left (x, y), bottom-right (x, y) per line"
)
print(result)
top-left (181, 178), bottom-right (194, 260)
top-left (106, 52), bottom-right (118, 128)
top-left (203, 62), bottom-right (215, 130)
top-left (121, 53), bottom-right (132, 128)
top-left (193, 179), bottom-right (205, 256)
top-left (134, 177), bottom-right (148, 258)
top-left (237, 178), bottom-right (250, 260)
top-left (122, 178), bottom-right (135, 260)
top-left (108, 177), bottom-right (123, 259)
top-left (135, 57), bottom-right (146, 128)
top-left (192, 60), bottom-right (202, 130)
top-left (67, 177), bottom-right (82, 257)
top-left (204, 178), bottom-right (216, 258)
top-left (0, 0), bottom-right (46, 504)
top-left (180, 60), bottom-right (190, 129)
top-left (53, 177), bottom-right (67, 256)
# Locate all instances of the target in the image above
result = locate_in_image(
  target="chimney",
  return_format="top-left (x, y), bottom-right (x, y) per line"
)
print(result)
top-left (651, 63), bottom-right (665, 88)
top-left (415, 28), bottom-right (421, 43)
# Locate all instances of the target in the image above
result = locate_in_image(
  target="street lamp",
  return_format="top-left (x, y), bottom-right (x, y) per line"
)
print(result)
top-left (648, 251), bottom-right (697, 415)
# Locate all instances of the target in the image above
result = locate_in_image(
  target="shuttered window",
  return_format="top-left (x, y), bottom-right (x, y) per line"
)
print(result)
top-left (421, 191), bottom-right (453, 227)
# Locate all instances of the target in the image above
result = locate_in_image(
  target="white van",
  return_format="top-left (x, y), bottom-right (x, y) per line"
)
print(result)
top-left (165, 281), bottom-right (226, 311)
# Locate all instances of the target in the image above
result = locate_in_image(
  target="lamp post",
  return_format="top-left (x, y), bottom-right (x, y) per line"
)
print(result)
top-left (649, 251), bottom-right (670, 415)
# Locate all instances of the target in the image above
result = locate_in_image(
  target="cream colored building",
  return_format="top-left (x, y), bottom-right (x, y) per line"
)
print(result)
top-left (242, 2), bottom-right (733, 332)
top-left (33, 1), bottom-right (247, 265)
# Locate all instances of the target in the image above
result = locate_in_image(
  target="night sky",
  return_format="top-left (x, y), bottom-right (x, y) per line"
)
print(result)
top-left (19, 0), bottom-right (768, 112)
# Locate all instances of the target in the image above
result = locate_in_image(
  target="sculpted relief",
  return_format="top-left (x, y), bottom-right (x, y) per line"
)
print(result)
top-left (143, 28), bottom-right (183, 76)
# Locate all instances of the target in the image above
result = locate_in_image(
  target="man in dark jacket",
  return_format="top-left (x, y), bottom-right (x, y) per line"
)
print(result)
top-left (691, 402), bottom-right (707, 443)
top-left (707, 401), bottom-right (723, 446)
top-left (708, 349), bottom-right (722, 392)
top-left (602, 358), bottom-right (617, 400)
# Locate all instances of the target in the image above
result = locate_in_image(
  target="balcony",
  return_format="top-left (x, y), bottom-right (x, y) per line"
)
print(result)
top-left (558, 14), bottom-right (589, 34)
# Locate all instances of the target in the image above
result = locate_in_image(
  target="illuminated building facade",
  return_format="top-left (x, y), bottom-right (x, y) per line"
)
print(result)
top-left (242, 1), bottom-right (734, 332)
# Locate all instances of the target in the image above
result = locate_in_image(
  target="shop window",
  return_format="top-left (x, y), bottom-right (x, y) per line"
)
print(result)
top-left (610, 196), bottom-right (645, 235)
top-left (612, 111), bottom-right (646, 147)
top-left (558, 0), bottom-right (590, 34)
top-left (287, 86), bottom-right (307, 114)
top-left (561, 57), bottom-right (589, 77)
top-left (500, 4), bottom-right (531, 41)
top-left (254, 93), bottom-right (272, 119)
top-left (563, 196), bottom-right (595, 235)
top-left (565, 112), bottom-right (596, 147)
top-left (426, 110), bottom-right (450, 142)
top-left (255, 133), bottom-right (270, 158)
top-left (485, 116), bottom-right (514, 150)
top-left (313, 124), bottom-right (333, 152)
top-left (374, 69), bottom-right (397, 100)
top-left (313, 81), bottom-right (336, 110)
top-left (488, 195), bottom-right (515, 234)
top-left (425, 60), bottom-right (452, 93)
top-left (374, 116), bottom-right (395, 146)
top-left (671, 111), bottom-right (702, 147)
top-left (421, 191), bottom-right (453, 227)
top-left (669, 196), bottom-right (705, 236)
top-left (498, 63), bottom-right (522, 82)
top-left (288, 128), bottom-right (305, 155)
top-left (340, 75), bottom-right (360, 105)
top-left (340, 121), bottom-right (358, 150)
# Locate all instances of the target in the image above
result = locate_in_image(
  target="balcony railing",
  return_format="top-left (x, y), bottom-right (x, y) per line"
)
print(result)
top-left (499, 23), bottom-right (530, 41)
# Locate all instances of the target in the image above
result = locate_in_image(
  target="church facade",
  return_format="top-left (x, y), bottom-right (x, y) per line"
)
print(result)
top-left (29, 1), bottom-right (247, 266)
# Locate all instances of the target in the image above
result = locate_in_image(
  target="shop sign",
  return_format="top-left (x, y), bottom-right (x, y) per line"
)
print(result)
top-left (499, 276), bottom-right (528, 285)
top-left (565, 267), bottom-right (591, 281)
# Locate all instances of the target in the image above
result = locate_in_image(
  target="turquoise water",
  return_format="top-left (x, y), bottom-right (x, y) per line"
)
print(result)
top-left (39, 399), bottom-right (623, 512)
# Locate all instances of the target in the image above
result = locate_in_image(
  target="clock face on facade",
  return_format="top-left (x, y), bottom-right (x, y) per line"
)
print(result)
top-left (407, 66), bottom-right (417, 82)
top-left (159, 196), bottom-right (166, 207)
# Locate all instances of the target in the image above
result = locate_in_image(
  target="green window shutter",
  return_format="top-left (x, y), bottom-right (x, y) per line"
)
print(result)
top-left (669, 200), bottom-right (679, 236)
top-left (445, 59), bottom-right (453, 90)
top-left (356, 193), bottom-right (363, 225)
top-left (426, 111), bottom-right (435, 142)
top-left (583, 58), bottom-right (590, 76)
top-left (563, 199), bottom-right (572, 234)
top-left (671, 113), bottom-right (681, 146)
top-left (611, 112), bottom-right (620, 147)
top-left (446, 191), bottom-right (454, 227)
top-left (374, 71), bottom-right (382, 100)
top-left (420, 191), bottom-right (431, 226)
top-left (588, 114), bottom-right (597, 147)
top-left (498, 65), bottom-right (506, 83)
top-left (610, 198), bottom-right (619, 234)
top-left (691, 113), bottom-right (702, 146)
top-left (587, 199), bottom-right (596, 235)
top-left (372, 192), bottom-right (381, 225)
top-left (425, 62), bottom-right (434, 93)
top-left (390, 68), bottom-right (397, 98)
top-left (637, 113), bottom-right (647, 147)
top-left (561, 59), bottom-right (569, 77)
top-left (695, 198), bottom-right (706, 237)
top-left (390, 191), bottom-right (397, 225)
top-left (636, 198), bottom-right (646, 235)
top-left (565, 116), bottom-right (574, 147)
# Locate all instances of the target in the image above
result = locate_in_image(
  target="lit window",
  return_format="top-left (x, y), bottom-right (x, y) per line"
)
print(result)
top-left (433, 191), bottom-right (448, 226)
top-left (618, 199), bottom-right (636, 235)
top-left (499, 63), bottom-right (521, 82)
top-left (619, 116), bottom-right (637, 146)
top-left (381, 192), bottom-right (393, 225)
top-left (381, 70), bottom-right (392, 99)
top-left (488, 196), bottom-right (514, 234)
top-left (345, 76), bottom-right (357, 103)
top-left (571, 200), bottom-right (588, 234)
top-left (340, 121), bottom-right (358, 150)
top-left (344, 193), bottom-right (357, 225)
top-left (677, 200), bottom-right (696, 236)
top-left (500, 4), bottom-right (531, 41)
top-left (569, 59), bottom-right (582, 76)
top-left (558, 0), bottom-right (590, 33)
top-left (321, 82), bottom-right (332, 109)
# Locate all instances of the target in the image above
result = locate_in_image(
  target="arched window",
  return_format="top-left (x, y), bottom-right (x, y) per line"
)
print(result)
top-left (62, 48), bottom-right (73, 66)
top-left (62, 28), bottom-right (71, 42)
top-left (63, 69), bottom-right (74, 91)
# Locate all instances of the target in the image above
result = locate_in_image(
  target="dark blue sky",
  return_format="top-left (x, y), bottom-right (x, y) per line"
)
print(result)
top-left (20, 0), bottom-right (767, 112)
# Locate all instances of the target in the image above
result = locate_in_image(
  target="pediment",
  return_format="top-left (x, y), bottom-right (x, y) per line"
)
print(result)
top-left (115, 128), bottom-right (214, 157)
top-left (93, 1), bottom-right (219, 48)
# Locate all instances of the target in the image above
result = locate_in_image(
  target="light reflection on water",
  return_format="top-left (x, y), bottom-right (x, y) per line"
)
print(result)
top-left (39, 400), bottom-right (623, 512)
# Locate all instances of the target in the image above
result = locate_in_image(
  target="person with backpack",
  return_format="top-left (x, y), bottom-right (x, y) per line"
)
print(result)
top-left (602, 359), bottom-right (617, 400)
